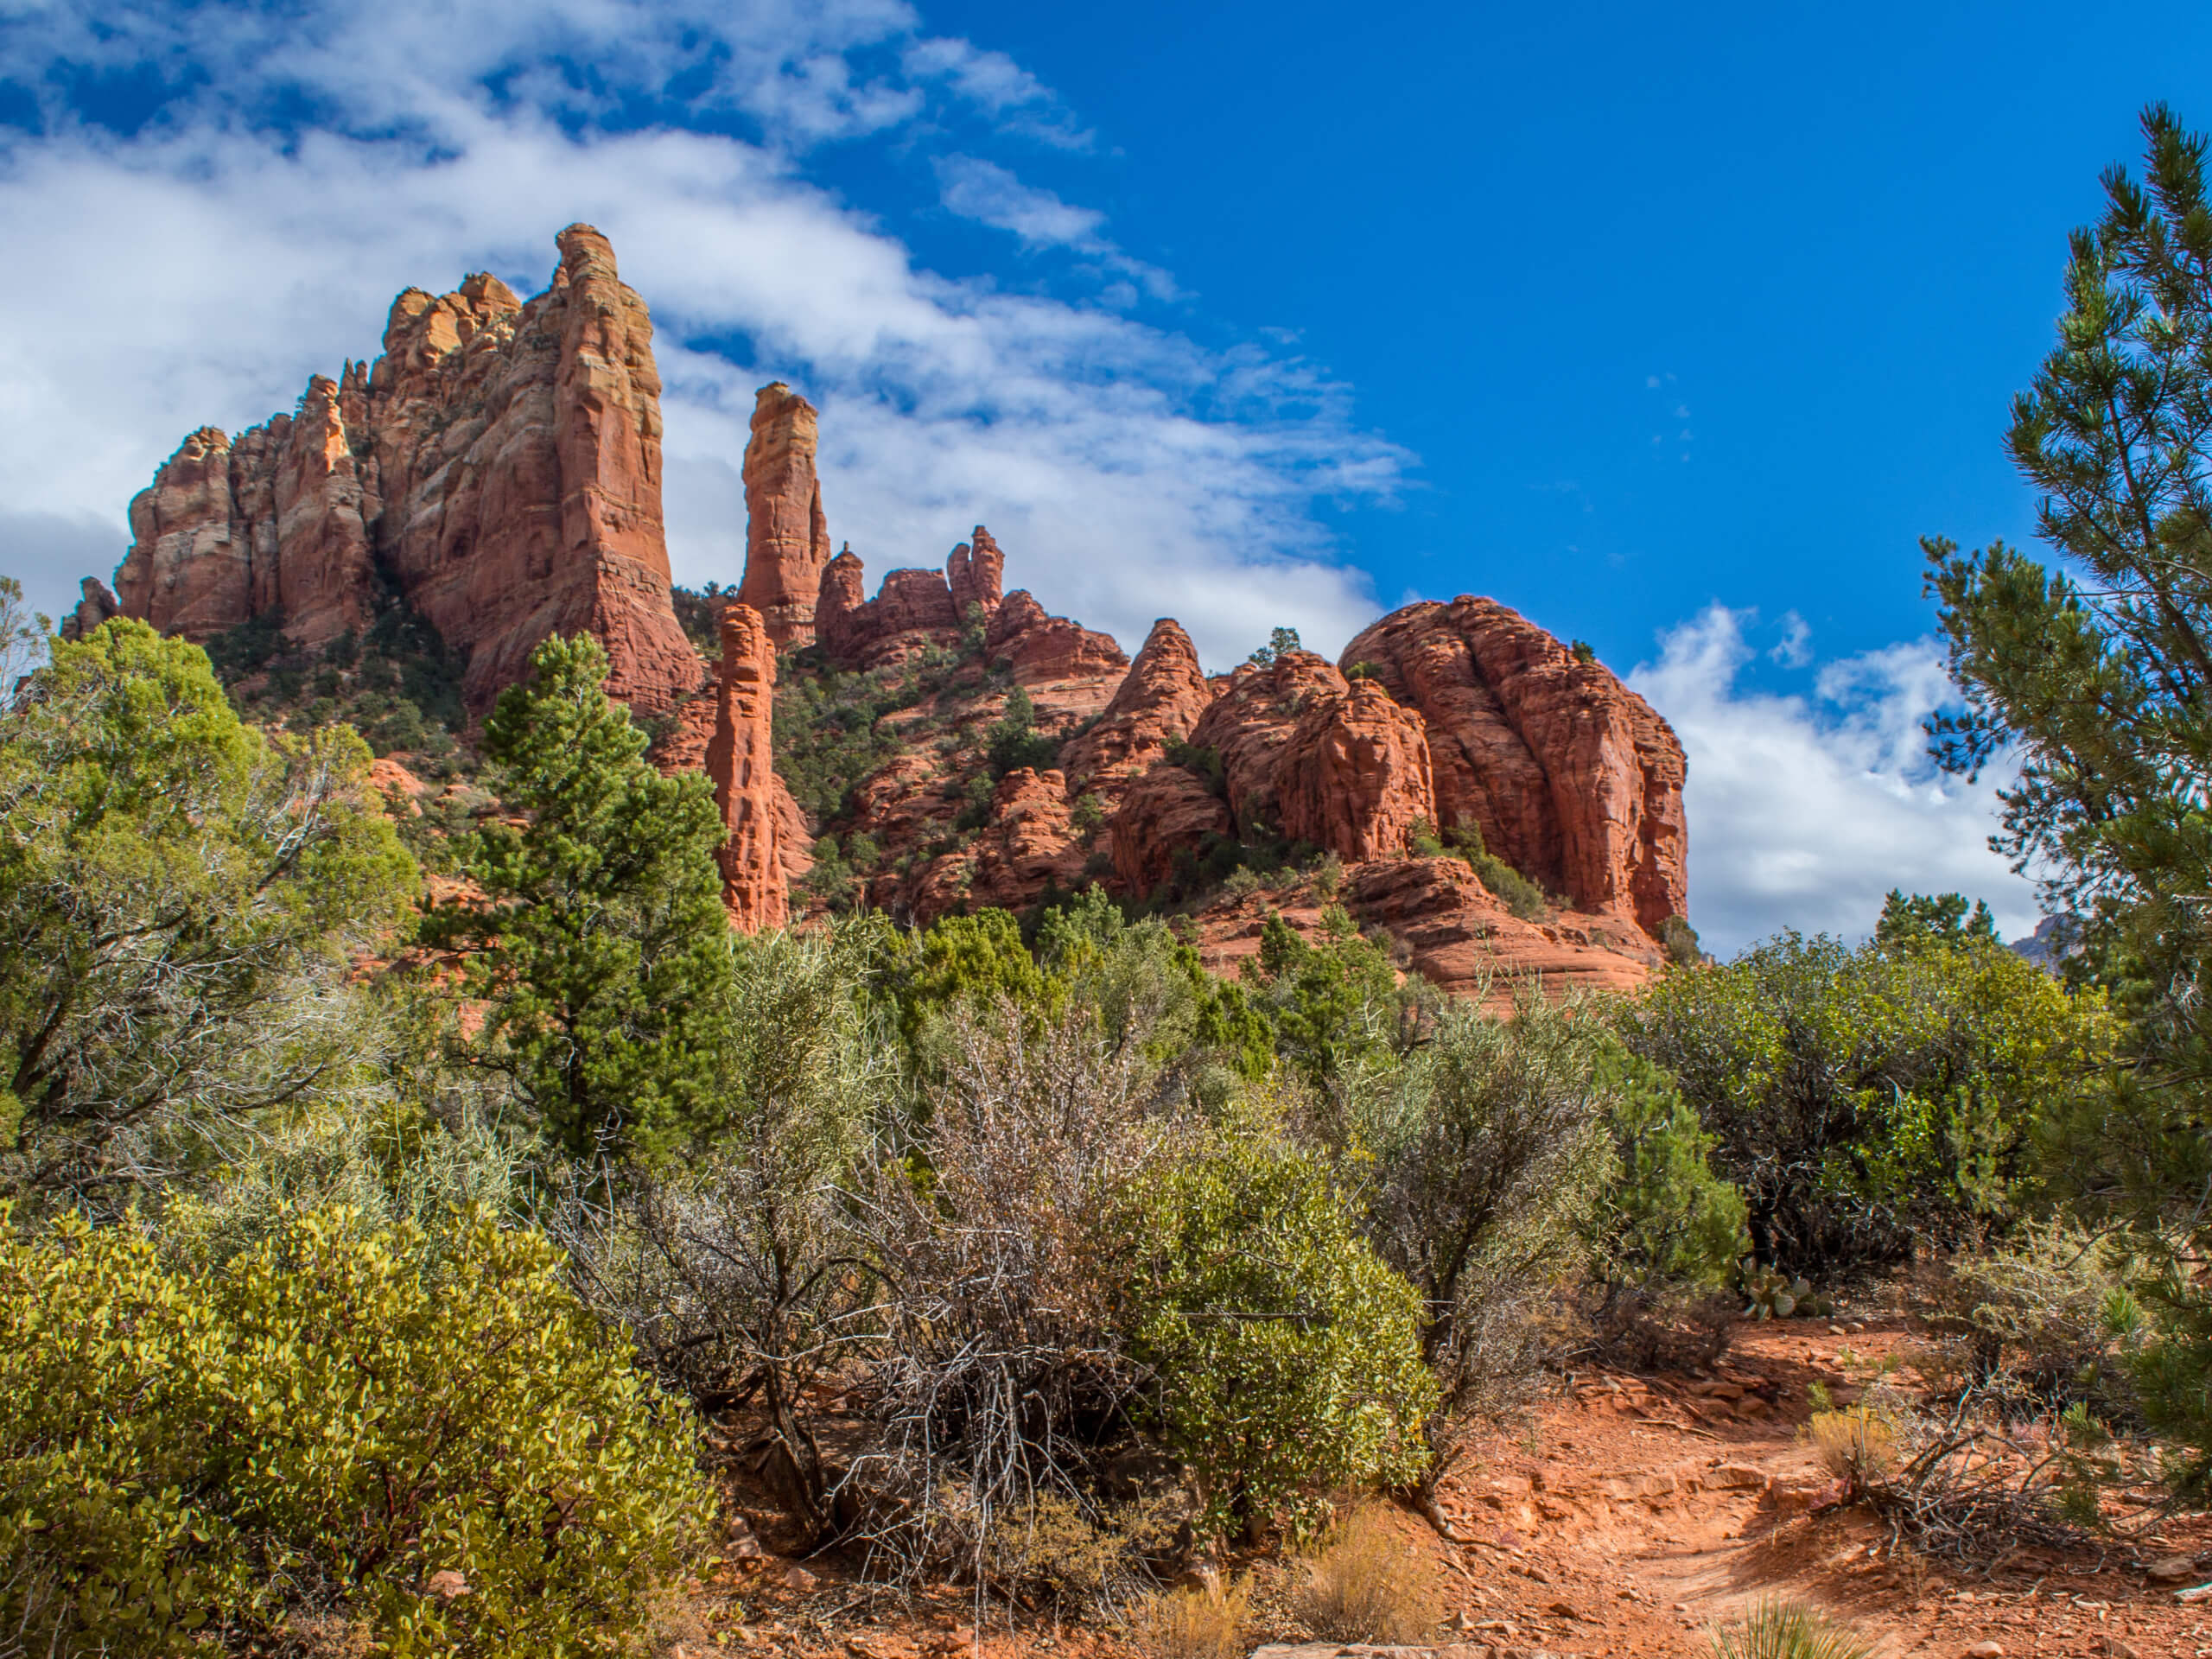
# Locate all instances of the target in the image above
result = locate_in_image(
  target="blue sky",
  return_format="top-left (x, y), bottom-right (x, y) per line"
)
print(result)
top-left (2, 0), bottom-right (2196, 952)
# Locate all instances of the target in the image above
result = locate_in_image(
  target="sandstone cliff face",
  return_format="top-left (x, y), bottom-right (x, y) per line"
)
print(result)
top-left (112, 227), bottom-right (702, 715)
top-left (1059, 618), bottom-right (1216, 787)
top-left (983, 590), bottom-right (1128, 684)
top-left (1275, 679), bottom-right (1435, 863)
top-left (736, 384), bottom-right (833, 649)
top-left (705, 604), bottom-right (788, 932)
top-left (1340, 598), bottom-right (1688, 939)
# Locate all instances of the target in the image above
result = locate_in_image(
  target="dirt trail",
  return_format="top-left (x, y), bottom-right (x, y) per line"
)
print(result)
top-left (1429, 1316), bottom-right (2212, 1656)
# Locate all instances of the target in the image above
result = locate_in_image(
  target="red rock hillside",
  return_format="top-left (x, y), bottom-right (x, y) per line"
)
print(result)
top-left (108, 226), bottom-right (702, 716)
top-left (80, 223), bottom-right (1690, 993)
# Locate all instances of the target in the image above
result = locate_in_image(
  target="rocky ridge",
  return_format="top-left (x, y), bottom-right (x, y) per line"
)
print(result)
top-left (82, 225), bottom-right (1691, 993)
top-left (110, 226), bottom-right (702, 716)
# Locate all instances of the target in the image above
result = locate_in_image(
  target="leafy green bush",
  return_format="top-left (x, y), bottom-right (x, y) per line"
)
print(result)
top-left (1622, 926), bottom-right (2113, 1273)
top-left (0, 620), bottom-right (416, 1205)
top-left (1127, 1116), bottom-right (1439, 1538)
top-left (984, 686), bottom-right (1060, 778)
top-left (0, 1205), bottom-right (709, 1657)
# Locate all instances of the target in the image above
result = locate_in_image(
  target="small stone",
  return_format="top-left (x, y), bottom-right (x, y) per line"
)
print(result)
top-left (1828, 1323), bottom-right (1847, 1335)
top-left (424, 1568), bottom-right (469, 1601)
top-left (1545, 1599), bottom-right (1579, 1618)
top-left (1961, 1643), bottom-right (2005, 1658)
top-left (782, 1565), bottom-right (818, 1591)
top-left (2148, 1554), bottom-right (2198, 1583)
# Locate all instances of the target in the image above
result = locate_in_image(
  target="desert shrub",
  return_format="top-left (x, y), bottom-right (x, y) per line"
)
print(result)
top-left (1621, 925), bottom-right (2113, 1274)
top-left (1662, 913), bottom-right (1703, 965)
top-left (1293, 1502), bottom-right (1442, 1644)
top-left (1125, 1107), bottom-right (1439, 1540)
top-left (1438, 820), bottom-right (1548, 922)
top-left (1356, 995), bottom-right (1612, 1451)
top-left (1806, 1407), bottom-right (1897, 1493)
top-left (0, 1205), bottom-right (709, 1658)
top-left (850, 1004), bottom-right (1173, 1587)
top-left (984, 686), bottom-right (1060, 778)
top-left (1708, 1599), bottom-right (1873, 1659)
top-left (0, 620), bottom-right (416, 1207)
top-left (1138, 1574), bottom-right (1252, 1659)
top-left (1919, 1221), bottom-right (2146, 1421)
top-left (554, 927), bottom-right (882, 1541)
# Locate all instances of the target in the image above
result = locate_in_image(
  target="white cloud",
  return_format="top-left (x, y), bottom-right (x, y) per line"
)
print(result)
top-left (934, 154), bottom-right (1105, 248)
top-left (932, 154), bottom-right (1178, 300)
top-left (1769, 610), bottom-right (1811, 668)
top-left (1630, 605), bottom-right (2037, 958)
top-left (0, 0), bottom-right (1398, 666)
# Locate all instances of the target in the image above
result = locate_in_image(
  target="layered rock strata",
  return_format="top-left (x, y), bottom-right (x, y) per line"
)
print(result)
top-left (111, 226), bottom-right (702, 715)
top-left (1340, 599), bottom-right (1688, 936)
top-left (736, 384), bottom-right (834, 649)
top-left (704, 605), bottom-right (789, 932)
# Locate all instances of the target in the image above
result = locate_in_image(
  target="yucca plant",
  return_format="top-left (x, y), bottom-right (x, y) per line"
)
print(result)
top-left (1709, 1598), bottom-right (1874, 1659)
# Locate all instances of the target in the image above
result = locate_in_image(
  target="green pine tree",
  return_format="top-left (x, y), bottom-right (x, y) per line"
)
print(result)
top-left (1924, 103), bottom-right (2212, 1490)
top-left (429, 634), bottom-right (728, 1160)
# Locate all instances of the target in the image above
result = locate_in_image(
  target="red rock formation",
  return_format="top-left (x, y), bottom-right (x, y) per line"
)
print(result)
top-left (1341, 598), bottom-right (1688, 938)
top-left (969, 767), bottom-right (1089, 909)
top-left (813, 530), bottom-right (1120, 678)
top-left (57, 577), bottom-right (120, 642)
top-left (706, 604), bottom-right (788, 932)
top-left (736, 384), bottom-right (833, 649)
top-left (946, 526), bottom-right (1004, 618)
top-left (1274, 679), bottom-right (1435, 862)
top-left (1187, 650), bottom-right (1351, 835)
top-left (112, 227), bottom-right (702, 715)
top-left (1110, 762), bottom-right (1231, 893)
top-left (1060, 618), bottom-right (1217, 787)
top-left (1182, 859), bottom-right (1662, 1009)
top-left (983, 590), bottom-right (1128, 684)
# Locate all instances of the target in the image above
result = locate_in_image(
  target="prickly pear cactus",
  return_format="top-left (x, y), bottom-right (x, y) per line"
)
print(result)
top-left (1741, 1263), bottom-right (1815, 1320)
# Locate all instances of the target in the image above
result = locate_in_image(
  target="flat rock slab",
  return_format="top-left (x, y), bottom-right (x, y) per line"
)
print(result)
top-left (1250, 1645), bottom-right (1565, 1658)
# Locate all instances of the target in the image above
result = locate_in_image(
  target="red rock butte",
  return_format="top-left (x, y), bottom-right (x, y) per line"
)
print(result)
top-left (86, 226), bottom-right (1691, 989)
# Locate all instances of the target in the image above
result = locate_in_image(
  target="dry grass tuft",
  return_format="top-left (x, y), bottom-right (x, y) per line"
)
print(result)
top-left (1294, 1500), bottom-right (1443, 1644)
top-left (1708, 1598), bottom-right (1874, 1659)
top-left (1807, 1407), bottom-right (1897, 1487)
top-left (1138, 1575), bottom-right (1252, 1659)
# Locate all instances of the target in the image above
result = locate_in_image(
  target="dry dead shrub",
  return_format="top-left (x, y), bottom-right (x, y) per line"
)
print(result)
top-left (1294, 1501), bottom-right (1443, 1644)
top-left (1806, 1406), bottom-right (1897, 1490)
top-left (843, 1003), bottom-right (1179, 1599)
top-left (1707, 1599), bottom-right (1873, 1659)
top-left (1137, 1575), bottom-right (1252, 1659)
top-left (1916, 1221), bottom-right (2145, 1422)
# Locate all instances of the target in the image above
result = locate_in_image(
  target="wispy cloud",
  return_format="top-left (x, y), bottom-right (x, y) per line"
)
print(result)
top-left (0, 0), bottom-right (1398, 668)
top-left (1630, 605), bottom-right (2036, 957)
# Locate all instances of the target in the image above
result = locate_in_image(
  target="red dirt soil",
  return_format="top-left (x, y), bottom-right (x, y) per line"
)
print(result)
top-left (671, 1317), bottom-right (2210, 1658)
